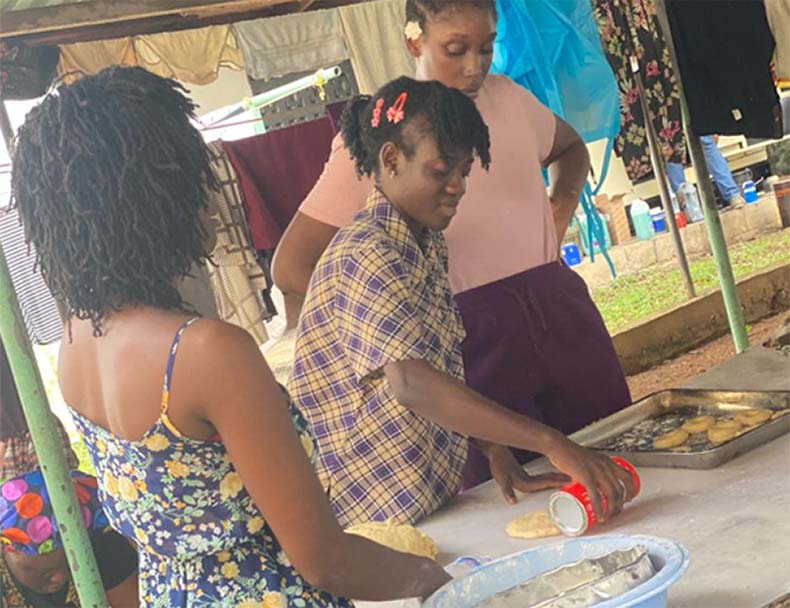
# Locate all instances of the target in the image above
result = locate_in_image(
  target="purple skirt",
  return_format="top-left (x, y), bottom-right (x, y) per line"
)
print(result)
top-left (455, 261), bottom-right (631, 488)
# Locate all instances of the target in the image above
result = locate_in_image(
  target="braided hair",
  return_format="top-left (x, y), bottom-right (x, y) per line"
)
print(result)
top-left (405, 0), bottom-right (497, 30)
top-left (340, 76), bottom-right (491, 179)
top-left (11, 66), bottom-right (216, 335)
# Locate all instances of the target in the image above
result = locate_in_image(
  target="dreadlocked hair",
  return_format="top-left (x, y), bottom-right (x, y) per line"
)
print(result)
top-left (11, 66), bottom-right (217, 336)
top-left (340, 76), bottom-right (491, 179)
top-left (405, 0), bottom-right (497, 30)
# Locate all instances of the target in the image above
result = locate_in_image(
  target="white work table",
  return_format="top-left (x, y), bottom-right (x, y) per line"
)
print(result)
top-left (418, 431), bottom-right (789, 607)
top-left (361, 347), bottom-right (790, 607)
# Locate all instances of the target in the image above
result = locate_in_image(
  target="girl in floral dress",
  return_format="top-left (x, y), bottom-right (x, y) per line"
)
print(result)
top-left (10, 66), bottom-right (450, 607)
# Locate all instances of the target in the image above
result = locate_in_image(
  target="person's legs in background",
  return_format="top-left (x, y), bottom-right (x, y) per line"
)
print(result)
top-left (666, 160), bottom-right (687, 194)
top-left (700, 135), bottom-right (745, 206)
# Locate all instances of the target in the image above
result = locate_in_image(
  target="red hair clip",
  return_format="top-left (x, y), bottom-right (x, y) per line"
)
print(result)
top-left (371, 98), bottom-right (385, 128)
top-left (387, 92), bottom-right (408, 125)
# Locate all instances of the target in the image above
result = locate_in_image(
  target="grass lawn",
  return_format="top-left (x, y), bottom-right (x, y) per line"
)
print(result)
top-left (593, 228), bottom-right (790, 334)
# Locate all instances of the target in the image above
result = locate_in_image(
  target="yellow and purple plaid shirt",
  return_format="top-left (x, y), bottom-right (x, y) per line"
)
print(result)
top-left (289, 190), bottom-right (468, 526)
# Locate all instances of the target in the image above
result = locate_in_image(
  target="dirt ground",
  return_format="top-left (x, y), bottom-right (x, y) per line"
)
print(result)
top-left (626, 310), bottom-right (790, 401)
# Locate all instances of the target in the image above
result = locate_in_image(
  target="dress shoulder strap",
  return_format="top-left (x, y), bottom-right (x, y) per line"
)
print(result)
top-left (161, 317), bottom-right (201, 414)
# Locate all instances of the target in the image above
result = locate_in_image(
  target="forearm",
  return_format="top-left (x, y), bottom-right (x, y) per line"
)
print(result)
top-left (547, 140), bottom-right (589, 242)
top-left (322, 534), bottom-right (448, 601)
top-left (384, 359), bottom-right (564, 455)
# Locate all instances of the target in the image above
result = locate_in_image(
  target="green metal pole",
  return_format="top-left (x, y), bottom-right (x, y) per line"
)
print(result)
top-left (655, 0), bottom-right (750, 352)
top-left (632, 58), bottom-right (696, 299)
top-left (0, 243), bottom-right (108, 607)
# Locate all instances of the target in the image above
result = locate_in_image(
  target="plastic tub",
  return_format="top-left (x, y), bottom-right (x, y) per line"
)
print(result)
top-left (742, 180), bottom-right (759, 203)
top-left (562, 243), bottom-right (583, 266)
top-left (424, 535), bottom-right (690, 608)
top-left (649, 208), bottom-right (667, 233)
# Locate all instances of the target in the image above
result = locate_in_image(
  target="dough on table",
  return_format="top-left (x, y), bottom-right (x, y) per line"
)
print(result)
top-left (707, 419), bottom-right (743, 444)
top-left (653, 428), bottom-right (689, 450)
top-left (682, 415), bottom-right (715, 434)
top-left (772, 409), bottom-right (790, 420)
top-left (734, 408), bottom-right (772, 427)
top-left (345, 520), bottom-right (438, 560)
top-left (506, 510), bottom-right (561, 540)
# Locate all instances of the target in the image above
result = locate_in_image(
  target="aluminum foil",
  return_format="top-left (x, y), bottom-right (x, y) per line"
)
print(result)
top-left (475, 546), bottom-right (655, 608)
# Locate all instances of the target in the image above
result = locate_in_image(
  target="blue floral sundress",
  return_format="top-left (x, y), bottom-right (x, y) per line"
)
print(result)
top-left (69, 318), bottom-right (353, 608)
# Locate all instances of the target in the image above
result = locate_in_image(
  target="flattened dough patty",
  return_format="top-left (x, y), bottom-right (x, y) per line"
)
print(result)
top-left (653, 428), bottom-right (689, 450)
top-left (682, 415), bottom-right (715, 434)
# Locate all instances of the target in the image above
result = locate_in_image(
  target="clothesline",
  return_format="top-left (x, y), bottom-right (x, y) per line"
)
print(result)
top-left (198, 65), bottom-right (342, 131)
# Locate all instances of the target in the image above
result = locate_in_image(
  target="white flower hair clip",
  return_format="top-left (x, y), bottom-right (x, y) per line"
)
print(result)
top-left (404, 20), bottom-right (423, 41)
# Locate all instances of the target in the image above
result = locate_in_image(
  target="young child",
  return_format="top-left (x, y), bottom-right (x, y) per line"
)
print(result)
top-left (289, 76), bottom-right (636, 527)
top-left (1, 470), bottom-right (139, 607)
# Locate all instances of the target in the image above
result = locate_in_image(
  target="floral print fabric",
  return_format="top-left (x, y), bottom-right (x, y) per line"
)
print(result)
top-left (70, 318), bottom-right (352, 608)
top-left (593, 0), bottom-right (686, 182)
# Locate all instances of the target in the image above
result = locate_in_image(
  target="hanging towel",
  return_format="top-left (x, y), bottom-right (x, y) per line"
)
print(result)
top-left (338, 0), bottom-right (414, 94)
top-left (0, 208), bottom-right (62, 346)
top-left (666, 0), bottom-right (782, 139)
top-left (222, 103), bottom-right (346, 252)
top-left (58, 25), bottom-right (243, 85)
top-left (233, 10), bottom-right (348, 81)
top-left (204, 142), bottom-right (271, 346)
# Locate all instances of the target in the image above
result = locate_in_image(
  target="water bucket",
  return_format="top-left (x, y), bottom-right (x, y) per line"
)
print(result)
top-left (562, 243), bottom-right (583, 266)
top-left (742, 180), bottom-right (759, 203)
top-left (649, 208), bottom-right (667, 233)
top-left (629, 199), bottom-right (654, 240)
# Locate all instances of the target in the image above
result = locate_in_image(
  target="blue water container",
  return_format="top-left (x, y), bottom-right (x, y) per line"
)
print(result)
top-left (649, 208), bottom-right (667, 233)
top-left (742, 180), bottom-right (758, 203)
top-left (562, 243), bottom-right (582, 266)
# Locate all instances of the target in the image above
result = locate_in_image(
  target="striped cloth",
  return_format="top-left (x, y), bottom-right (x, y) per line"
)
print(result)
top-left (0, 206), bottom-right (62, 345)
top-left (205, 142), bottom-right (271, 346)
top-left (289, 190), bottom-right (468, 526)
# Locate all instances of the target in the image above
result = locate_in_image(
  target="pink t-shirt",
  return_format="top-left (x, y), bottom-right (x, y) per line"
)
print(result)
top-left (299, 74), bottom-right (559, 295)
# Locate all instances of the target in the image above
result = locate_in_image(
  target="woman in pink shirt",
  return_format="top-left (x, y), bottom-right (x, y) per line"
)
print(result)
top-left (273, 0), bottom-right (631, 496)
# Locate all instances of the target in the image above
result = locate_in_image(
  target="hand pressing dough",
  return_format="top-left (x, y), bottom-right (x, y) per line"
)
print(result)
top-left (734, 408), bottom-right (772, 427)
top-left (682, 415), bottom-right (715, 434)
top-left (506, 510), bottom-right (561, 540)
top-left (707, 419), bottom-right (743, 444)
top-left (653, 428), bottom-right (689, 450)
top-left (345, 520), bottom-right (438, 560)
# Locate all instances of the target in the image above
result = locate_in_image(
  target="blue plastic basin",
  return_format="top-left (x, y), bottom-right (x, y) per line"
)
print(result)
top-left (424, 535), bottom-right (689, 608)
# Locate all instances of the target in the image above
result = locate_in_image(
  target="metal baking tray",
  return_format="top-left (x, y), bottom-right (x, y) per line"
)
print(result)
top-left (569, 389), bottom-right (790, 469)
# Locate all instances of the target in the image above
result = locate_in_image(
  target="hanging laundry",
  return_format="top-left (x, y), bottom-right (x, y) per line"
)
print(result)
top-left (58, 25), bottom-right (243, 85)
top-left (222, 102), bottom-right (347, 252)
top-left (0, 208), bottom-right (62, 346)
top-left (666, 0), bottom-right (782, 139)
top-left (593, 0), bottom-right (685, 183)
top-left (233, 9), bottom-right (348, 81)
top-left (338, 0), bottom-right (415, 94)
top-left (205, 142), bottom-right (272, 346)
top-left (493, 0), bottom-right (620, 274)
top-left (766, 0), bottom-right (790, 84)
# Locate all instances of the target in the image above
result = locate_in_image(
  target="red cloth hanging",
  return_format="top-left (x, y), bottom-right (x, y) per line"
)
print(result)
top-left (222, 102), bottom-right (347, 251)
